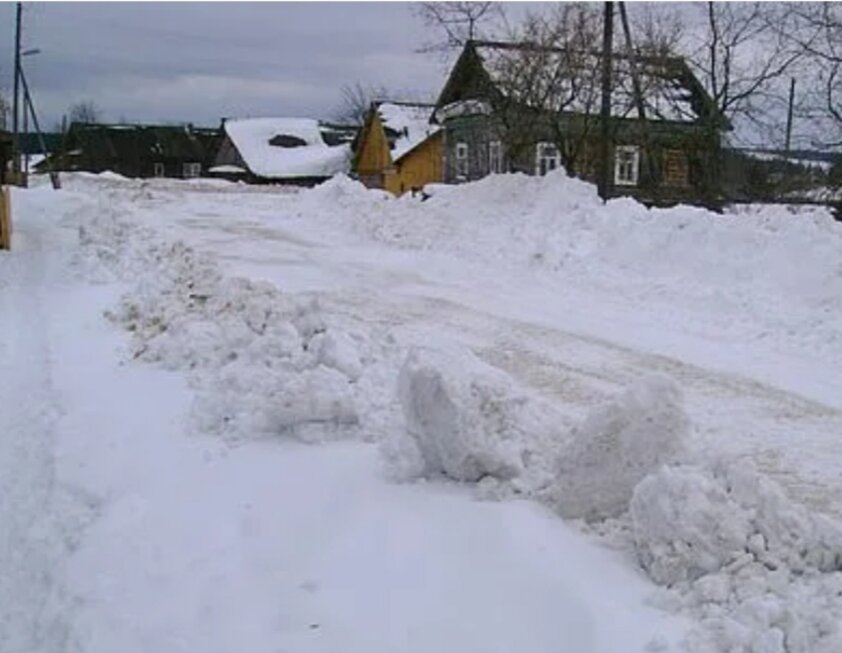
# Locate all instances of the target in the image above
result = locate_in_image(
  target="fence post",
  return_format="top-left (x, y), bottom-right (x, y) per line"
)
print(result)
top-left (0, 186), bottom-right (11, 250)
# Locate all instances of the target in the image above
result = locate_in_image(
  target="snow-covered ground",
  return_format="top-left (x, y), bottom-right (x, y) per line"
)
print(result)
top-left (2, 170), bottom-right (842, 652)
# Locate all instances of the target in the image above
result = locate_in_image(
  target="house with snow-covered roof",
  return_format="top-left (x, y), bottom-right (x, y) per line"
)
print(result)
top-left (434, 40), bottom-right (728, 207)
top-left (351, 101), bottom-right (443, 196)
top-left (211, 118), bottom-right (353, 185)
top-left (38, 122), bottom-right (215, 179)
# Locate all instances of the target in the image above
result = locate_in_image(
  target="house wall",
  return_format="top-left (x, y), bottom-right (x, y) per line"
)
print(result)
top-left (441, 112), bottom-right (722, 207)
top-left (384, 132), bottom-right (444, 196)
top-left (355, 114), bottom-right (392, 189)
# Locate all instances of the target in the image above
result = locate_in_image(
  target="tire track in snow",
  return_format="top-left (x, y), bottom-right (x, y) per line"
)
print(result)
top-left (322, 288), bottom-right (842, 517)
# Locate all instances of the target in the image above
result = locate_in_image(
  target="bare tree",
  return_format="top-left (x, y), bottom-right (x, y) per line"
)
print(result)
top-left (473, 3), bottom-right (621, 175)
top-left (684, 2), bottom-right (802, 143)
top-left (68, 100), bottom-right (102, 124)
top-left (333, 83), bottom-right (389, 126)
top-left (415, 2), bottom-right (507, 55)
top-left (772, 3), bottom-right (842, 147)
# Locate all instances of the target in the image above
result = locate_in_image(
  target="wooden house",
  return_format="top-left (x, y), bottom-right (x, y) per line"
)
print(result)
top-left (434, 40), bottom-right (728, 207)
top-left (39, 122), bottom-right (213, 179)
top-left (210, 118), bottom-right (354, 185)
top-left (352, 101), bottom-right (443, 196)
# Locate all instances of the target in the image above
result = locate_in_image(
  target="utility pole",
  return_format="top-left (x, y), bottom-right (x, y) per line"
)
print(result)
top-left (19, 67), bottom-right (60, 189)
top-left (12, 2), bottom-right (22, 177)
top-left (598, 1), bottom-right (614, 202)
top-left (785, 78), bottom-right (795, 155)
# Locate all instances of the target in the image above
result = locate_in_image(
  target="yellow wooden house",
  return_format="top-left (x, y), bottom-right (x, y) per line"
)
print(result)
top-left (352, 101), bottom-right (443, 196)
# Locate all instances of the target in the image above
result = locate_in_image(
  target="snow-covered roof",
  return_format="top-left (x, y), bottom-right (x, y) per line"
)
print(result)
top-left (375, 103), bottom-right (441, 162)
top-left (468, 41), bottom-right (713, 124)
top-left (224, 118), bottom-right (350, 179)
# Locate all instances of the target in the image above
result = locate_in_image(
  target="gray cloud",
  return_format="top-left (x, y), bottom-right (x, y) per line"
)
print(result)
top-left (1, 2), bottom-right (452, 127)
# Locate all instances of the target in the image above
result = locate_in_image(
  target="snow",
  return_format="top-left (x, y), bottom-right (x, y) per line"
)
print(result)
top-left (224, 117), bottom-right (350, 179)
top-left (375, 102), bottom-right (440, 162)
top-left (551, 374), bottom-right (689, 521)
top-left (208, 164), bottom-right (247, 174)
top-left (5, 166), bottom-right (842, 653)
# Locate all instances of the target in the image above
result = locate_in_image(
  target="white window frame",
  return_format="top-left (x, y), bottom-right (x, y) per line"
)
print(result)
top-left (488, 140), bottom-right (503, 174)
top-left (614, 145), bottom-right (640, 186)
top-left (535, 142), bottom-right (560, 176)
top-left (455, 142), bottom-right (469, 178)
top-left (183, 162), bottom-right (201, 178)
top-left (153, 162), bottom-right (165, 178)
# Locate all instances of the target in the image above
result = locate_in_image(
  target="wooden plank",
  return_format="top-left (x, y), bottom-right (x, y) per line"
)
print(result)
top-left (0, 186), bottom-right (11, 251)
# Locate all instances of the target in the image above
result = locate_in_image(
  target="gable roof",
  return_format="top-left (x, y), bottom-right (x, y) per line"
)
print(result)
top-left (373, 101), bottom-right (440, 162)
top-left (223, 118), bottom-right (351, 179)
top-left (436, 40), bottom-right (723, 127)
top-left (352, 101), bottom-right (441, 172)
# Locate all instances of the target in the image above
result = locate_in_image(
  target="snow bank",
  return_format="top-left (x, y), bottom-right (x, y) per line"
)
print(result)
top-left (317, 168), bottom-right (842, 366)
top-left (551, 374), bottom-right (688, 521)
top-left (632, 461), bottom-right (842, 653)
top-left (78, 207), bottom-right (380, 443)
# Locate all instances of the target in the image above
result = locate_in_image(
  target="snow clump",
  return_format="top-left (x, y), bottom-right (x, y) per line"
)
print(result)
top-left (632, 460), bottom-right (842, 653)
top-left (631, 459), bottom-right (842, 585)
top-left (550, 374), bottom-right (689, 521)
top-left (391, 345), bottom-right (542, 483)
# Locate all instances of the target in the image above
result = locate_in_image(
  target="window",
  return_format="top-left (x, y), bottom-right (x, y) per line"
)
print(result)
top-left (614, 145), bottom-right (640, 186)
top-left (662, 149), bottom-right (689, 187)
top-left (455, 142), bottom-right (469, 178)
top-left (183, 162), bottom-right (201, 178)
top-left (488, 141), bottom-right (503, 174)
top-left (153, 162), bottom-right (165, 178)
top-left (535, 142), bottom-right (560, 176)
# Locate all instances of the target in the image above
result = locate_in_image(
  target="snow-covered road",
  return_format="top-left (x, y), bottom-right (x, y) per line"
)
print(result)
top-left (3, 173), bottom-right (842, 653)
top-left (1, 181), bottom-right (691, 652)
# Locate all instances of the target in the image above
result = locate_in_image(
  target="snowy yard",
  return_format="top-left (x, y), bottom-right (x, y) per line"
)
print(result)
top-left (2, 170), bottom-right (842, 653)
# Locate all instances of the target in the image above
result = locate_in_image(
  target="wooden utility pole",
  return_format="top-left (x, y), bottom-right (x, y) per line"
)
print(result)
top-left (19, 67), bottom-right (61, 189)
top-left (598, 1), bottom-right (614, 202)
top-left (12, 2), bottom-right (22, 177)
top-left (785, 78), bottom-right (795, 155)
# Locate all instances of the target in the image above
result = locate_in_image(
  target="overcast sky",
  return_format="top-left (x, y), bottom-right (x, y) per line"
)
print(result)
top-left (1, 2), bottom-right (478, 128)
top-left (0, 2), bottom-right (818, 148)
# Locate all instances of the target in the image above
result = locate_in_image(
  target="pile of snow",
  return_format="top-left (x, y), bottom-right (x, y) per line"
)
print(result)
top-left (632, 460), bottom-right (842, 653)
top-left (77, 207), bottom-right (388, 443)
top-left (317, 168), bottom-right (842, 365)
top-left (551, 374), bottom-right (688, 521)
top-left (632, 460), bottom-right (842, 585)
top-left (224, 118), bottom-right (350, 179)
